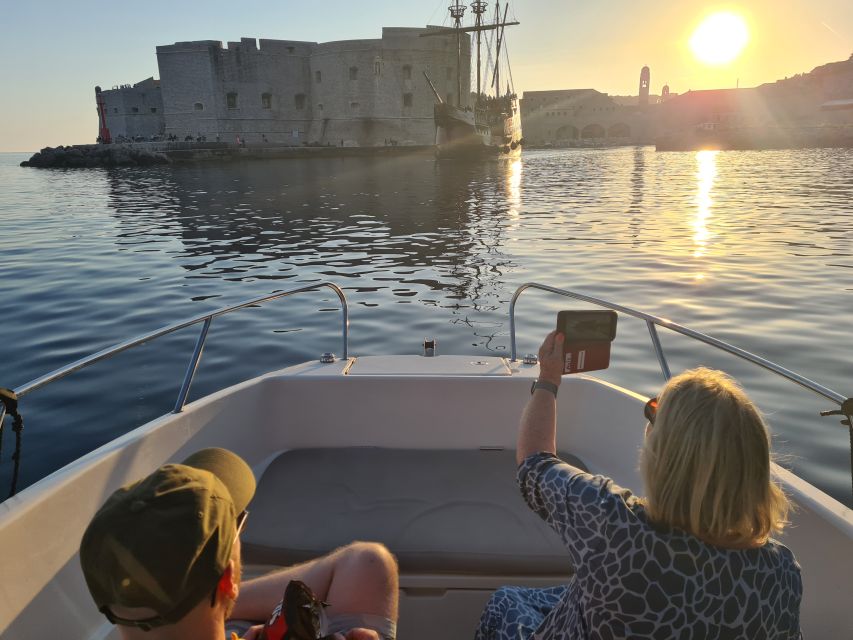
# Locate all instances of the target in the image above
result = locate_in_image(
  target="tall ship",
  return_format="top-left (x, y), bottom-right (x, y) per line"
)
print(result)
top-left (422, 1), bottom-right (523, 157)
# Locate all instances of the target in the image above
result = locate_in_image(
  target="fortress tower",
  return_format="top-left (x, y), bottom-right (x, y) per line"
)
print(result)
top-left (661, 84), bottom-right (670, 102)
top-left (639, 66), bottom-right (650, 106)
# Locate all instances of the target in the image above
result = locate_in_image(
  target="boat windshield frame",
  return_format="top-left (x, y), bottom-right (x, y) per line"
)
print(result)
top-left (509, 282), bottom-right (847, 409)
top-left (6, 283), bottom-right (349, 415)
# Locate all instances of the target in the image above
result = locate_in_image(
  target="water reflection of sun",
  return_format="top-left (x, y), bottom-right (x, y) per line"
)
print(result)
top-left (507, 159), bottom-right (522, 218)
top-left (693, 150), bottom-right (717, 278)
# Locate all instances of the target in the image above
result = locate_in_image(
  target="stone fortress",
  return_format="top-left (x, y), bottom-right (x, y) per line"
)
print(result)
top-left (99, 27), bottom-right (469, 147)
top-left (98, 26), bottom-right (852, 152)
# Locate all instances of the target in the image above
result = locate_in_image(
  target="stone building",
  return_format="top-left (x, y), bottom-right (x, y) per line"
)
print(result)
top-left (657, 56), bottom-right (853, 132)
top-left (520, 88), bottom-right (652, 146)
top-left (153, 27), bottom-right (468, 146)
top-left (99, 78), bottom-right (165, 140)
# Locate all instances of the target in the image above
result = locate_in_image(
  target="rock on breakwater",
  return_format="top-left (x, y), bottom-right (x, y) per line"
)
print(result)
top-left (20, 145), bottom-right (170, 168)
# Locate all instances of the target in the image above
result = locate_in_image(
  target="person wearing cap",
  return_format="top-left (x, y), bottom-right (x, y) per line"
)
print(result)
top-left (80, 448), bottom-right (398, 640)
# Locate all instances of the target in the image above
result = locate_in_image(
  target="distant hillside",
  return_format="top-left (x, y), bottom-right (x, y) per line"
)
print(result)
top-left (758, 55), bottom-right (853, 100)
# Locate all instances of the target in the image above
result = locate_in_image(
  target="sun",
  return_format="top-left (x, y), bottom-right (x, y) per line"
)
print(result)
top-left (690, 12), bottom-right (749, 65)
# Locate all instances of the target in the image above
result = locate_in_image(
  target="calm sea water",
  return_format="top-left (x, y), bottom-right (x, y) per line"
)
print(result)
top-left (0, 148), bottom-right (851, 506)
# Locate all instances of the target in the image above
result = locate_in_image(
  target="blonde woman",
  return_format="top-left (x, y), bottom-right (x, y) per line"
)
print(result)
top-left (475, 331), bottom-right (801, 640)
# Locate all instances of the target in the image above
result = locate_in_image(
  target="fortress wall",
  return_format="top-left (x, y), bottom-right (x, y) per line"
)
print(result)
top-left (309, 28), bottom-right (468, 146)
top-left (101, 90), bottom-right (129, 139)
top-left (152, 28), bottom-right (470, 146)
top-left (157, 41), bottom-right (223, 137)
top-left (100, 81), bottom-right (164, 140)
top-left (208, 38), bottom-right (315, 143)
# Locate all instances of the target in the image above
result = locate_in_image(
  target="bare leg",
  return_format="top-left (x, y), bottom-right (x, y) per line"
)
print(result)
top-left (323, 542), bottom-right (399, 620)
top-left (232, 542), bottom-right (398, 623)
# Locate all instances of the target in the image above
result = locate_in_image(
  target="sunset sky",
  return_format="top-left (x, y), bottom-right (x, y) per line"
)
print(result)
top-left (1, 0), bottom-right (850, 152)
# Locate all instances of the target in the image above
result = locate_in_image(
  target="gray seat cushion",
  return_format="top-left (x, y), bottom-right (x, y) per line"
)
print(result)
top-left (241, 448), bottom-right (585, 576)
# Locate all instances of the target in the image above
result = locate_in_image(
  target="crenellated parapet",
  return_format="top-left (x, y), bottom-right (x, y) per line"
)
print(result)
top-left (143, 27), bottom-right (466, 147)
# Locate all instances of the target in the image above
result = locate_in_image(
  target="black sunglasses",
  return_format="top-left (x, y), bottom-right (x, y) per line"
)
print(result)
top-left (235, 509), bottom-right (250, 538)
top-left (644, 397), bottom-right (659, 424)
top-left (208, 509), bottom-right (250, 607)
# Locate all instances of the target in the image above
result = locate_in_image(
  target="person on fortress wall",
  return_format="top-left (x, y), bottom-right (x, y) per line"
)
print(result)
top-left (80, 448), bottom-right (399, 640)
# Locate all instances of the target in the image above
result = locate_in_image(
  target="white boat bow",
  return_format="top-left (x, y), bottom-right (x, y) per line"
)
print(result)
top-left (1, 283), bottom-right (850, 639)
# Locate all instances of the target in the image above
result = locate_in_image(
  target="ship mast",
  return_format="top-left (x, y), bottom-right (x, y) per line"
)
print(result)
top-left (449, 1), bottom-right (466, 106)
top-left (471, 1), bottom-right (488, 99)
top-left (493, 2), bottom-right (509, 97)
top-left (493, 2), bottom-right (500, 97)
top-left (420, 2), bottom-right (518, 104)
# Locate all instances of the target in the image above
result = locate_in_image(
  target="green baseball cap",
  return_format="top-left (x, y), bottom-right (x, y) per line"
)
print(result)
top-left (79, 448), bottom-right (256, 629)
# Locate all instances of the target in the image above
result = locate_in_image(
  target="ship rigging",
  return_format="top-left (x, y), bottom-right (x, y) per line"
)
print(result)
top-left (421, 1), bottom-right (524, 157)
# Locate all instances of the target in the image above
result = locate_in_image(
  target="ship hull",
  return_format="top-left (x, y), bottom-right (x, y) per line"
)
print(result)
top-left (434, 99), bottom-right (523, 159)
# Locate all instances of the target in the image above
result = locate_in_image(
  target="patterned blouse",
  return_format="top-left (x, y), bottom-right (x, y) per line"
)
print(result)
top-left (475, 452), bottom-right (802, 640)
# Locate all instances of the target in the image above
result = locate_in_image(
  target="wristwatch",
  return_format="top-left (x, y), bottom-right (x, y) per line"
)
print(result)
top-left (530, 380), bottom-right (559, 397)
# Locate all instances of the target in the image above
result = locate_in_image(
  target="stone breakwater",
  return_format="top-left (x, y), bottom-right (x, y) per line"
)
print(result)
top-left (21, 145), bottom-right (170, 168)
top-left (20, 142), bottom-right (436, 168)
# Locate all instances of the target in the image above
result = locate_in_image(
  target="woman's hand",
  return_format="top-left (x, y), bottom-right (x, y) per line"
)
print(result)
top-left (537, 330), bottom-right (565, 386)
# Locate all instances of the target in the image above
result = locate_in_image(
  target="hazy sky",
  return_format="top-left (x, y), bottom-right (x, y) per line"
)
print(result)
top-left (1, 0), bottom-right (850, 152)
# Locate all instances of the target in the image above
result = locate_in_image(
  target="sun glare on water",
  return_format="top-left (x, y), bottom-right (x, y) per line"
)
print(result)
top-left (690, 12), bottom-right (749, 65)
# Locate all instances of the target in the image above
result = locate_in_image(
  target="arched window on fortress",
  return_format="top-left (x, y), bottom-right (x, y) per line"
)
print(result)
top-left (315, 70), bottom-right (322, 84)
top-left (349, 67), bottom-right (358, 81)
top-left (227, 93), bottom-right (238, 110)
top-left (403, 93), bottom-right (413, 108)
top-left (294, 94), bottom-right (306, 110)
top-left (403, 65), bottom-right (412, 80)
top-left (374, 61), bottom-right (381, 76)
top-left (262, 93), bottom-right (272, 109)
top-left (194, 102), bottom-right (204, 111)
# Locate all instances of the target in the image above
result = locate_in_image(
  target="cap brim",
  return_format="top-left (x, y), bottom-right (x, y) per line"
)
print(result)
top-left (181, 448), bottom-right (256, 513)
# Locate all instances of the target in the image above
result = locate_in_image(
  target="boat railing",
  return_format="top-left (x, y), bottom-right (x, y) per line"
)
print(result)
top-left (508, 282), bottom-right (848, 408)
top-left (6, 283), bottom-right (349, 416)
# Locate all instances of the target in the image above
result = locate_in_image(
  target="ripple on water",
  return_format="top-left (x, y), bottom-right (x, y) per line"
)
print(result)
top-left (0, 148), bottom-right (851, 505)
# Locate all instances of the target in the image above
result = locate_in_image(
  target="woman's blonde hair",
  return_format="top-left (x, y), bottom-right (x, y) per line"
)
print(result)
top-left (640, 367), bottom-right (789, 548)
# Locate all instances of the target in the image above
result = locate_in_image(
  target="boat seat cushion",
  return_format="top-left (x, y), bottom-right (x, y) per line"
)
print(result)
top-left (241, 448), bottom-right (585, 576)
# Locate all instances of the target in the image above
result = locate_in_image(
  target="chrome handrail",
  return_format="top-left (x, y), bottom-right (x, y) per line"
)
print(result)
top-left (13, 283), bottom-right (349, 413)
top-left (509, 282), bottom-right (847, 408)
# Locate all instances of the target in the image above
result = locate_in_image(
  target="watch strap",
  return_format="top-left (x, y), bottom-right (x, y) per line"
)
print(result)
top-left (531, 380), bottom-right (559, 397)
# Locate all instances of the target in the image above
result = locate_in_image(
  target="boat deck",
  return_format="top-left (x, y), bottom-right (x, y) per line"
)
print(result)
top-left (241, 446), bottom-right (585, 637)
top-left (243, 447), bottom-right (586, 574)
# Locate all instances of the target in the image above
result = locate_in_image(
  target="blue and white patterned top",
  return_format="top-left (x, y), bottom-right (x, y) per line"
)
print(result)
top-left (476, 452), bottom-right (802, 640)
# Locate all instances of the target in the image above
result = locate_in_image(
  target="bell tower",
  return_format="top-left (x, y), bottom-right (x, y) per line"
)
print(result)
top-left (639, 66), bottom-right (650, 106)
